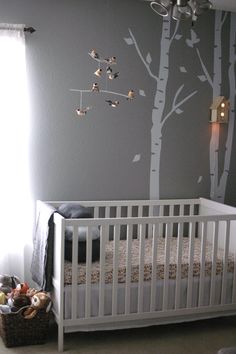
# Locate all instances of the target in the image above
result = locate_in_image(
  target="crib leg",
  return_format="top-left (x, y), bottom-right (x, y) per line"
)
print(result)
top-left (58, 322), bottom-right (64, 352)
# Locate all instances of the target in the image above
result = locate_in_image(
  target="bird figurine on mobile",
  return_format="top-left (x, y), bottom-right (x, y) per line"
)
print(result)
top-left (91, 83), bottom-right (100, 92)
top-left (94, 68), bottom-right (102, 77)
top-left (89, 49), bottom-right (99, 59)
top-left (106, 100), bottom-right (119, 108)
top-left (127, 90), bottom-right (135, 100)
top-left (76, 107), bottom-right (91, 116)
top-left (106, 66), bottom-right (112, 74)
top-left (108, 72), bottom-right (119, 80)
top-left (104, 56), bottom-right (117, 65)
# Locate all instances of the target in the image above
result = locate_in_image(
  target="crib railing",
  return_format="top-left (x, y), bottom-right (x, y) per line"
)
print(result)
top-left (49, 197), bottom-right (201, 219)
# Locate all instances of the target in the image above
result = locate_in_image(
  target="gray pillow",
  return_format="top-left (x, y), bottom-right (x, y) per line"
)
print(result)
top-left (57, 203), bottom-right (93, 218)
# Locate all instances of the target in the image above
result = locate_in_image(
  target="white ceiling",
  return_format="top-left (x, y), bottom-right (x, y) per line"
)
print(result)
top-left (211, 0), bottom-right (236, 12)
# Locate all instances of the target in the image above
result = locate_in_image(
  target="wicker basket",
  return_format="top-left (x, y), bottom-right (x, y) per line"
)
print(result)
top-left (0, 306), bottom-right (51, 347)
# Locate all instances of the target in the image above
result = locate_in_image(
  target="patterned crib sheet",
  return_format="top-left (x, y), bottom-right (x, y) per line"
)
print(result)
top-left (64, 237), bottom-right (235, 285)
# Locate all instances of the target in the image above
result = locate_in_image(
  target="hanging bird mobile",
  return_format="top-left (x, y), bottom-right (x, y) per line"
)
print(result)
top-left (70, 49), bottom-right (135, 117)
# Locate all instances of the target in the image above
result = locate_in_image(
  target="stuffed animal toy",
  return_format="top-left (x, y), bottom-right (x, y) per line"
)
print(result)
top-left (0, 291), bottom-right (6, 305)
top-left (26, 287), bottom-right (39, 298)
top-left (10, 294), bottom-right (31, 312)
top-left (7, 282), bottom-right (29, 301)
top-left (23, 291), bottom-right (52, 319)
top-left (0, 275), bottom-right (20, 294)
top-left (15, 282), bottom-right (29, 295)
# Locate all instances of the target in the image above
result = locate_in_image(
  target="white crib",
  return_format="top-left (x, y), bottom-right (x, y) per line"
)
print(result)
top-left (40, 198), bottom-right (236, 351)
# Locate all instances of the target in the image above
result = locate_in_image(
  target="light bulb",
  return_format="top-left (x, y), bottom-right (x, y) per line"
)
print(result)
top-left (172, 5), bottom-right (192, 20)
top-left (150, 1), bottom-right (172, 17)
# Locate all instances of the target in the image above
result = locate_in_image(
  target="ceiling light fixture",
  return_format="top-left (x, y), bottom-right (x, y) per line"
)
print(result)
top-left (150, 0), bottom-right (212, 22)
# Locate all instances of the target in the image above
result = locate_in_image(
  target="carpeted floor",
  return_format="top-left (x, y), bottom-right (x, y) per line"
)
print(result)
top-left (0, 315), bottom-right (235, 354)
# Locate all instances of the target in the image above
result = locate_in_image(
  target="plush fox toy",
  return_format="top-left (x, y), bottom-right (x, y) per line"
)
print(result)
top-left (23, 291), bottom-right (52, 319)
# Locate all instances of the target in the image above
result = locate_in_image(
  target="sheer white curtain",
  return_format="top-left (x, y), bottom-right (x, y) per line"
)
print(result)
top-left (0, 24), bottom-right (33, 280)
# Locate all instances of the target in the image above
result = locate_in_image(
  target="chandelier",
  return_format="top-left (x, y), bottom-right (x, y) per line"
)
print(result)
top-left (150, 0), bottom-right (212, 21)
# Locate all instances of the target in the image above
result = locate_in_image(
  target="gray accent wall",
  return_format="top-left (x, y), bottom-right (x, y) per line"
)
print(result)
top-left (0, 0), bottom-right (235, 205)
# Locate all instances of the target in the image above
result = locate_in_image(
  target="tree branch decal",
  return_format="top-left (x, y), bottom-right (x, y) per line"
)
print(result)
top-left (127, 28), bottom-right (159, 82)
top-left (169, 21), bottom-right (180, 45)
top-left (162, 86), bottom-right (197, 125)
top-left (196, 48), bottom-right (213, 87)
top-left (220, 11), bottom-right (228, 29)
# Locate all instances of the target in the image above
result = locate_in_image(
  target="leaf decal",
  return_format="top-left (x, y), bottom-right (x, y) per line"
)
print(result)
top-left (124, 37), bottom-right (134, 45)
top-left (186, 39), bottom-right (193, 48)
top-left (198, 75), bottom-right (207, 82)
top-left (139, 89), bottom-right (146, 96)
top-left (197, 176), bottom-right (203, 184)
top-left (186, 29), bottom-right (200, 48)
top-left (191, 29), bottom-right (200, 44)
top-left (175, 34), bottom-right (183, 40)
top-left (175, 108), bottom-right (183, 115)
top-left (133, 154), bottom-right (141, 162)
top-left (180, 66), bottom-right (187, 73)
top-left (146, 53), bottom-right (152, 64)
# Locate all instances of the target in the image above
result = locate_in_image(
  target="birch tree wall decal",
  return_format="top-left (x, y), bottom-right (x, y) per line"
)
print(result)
top-left (124, 19), bottom-right (197, 199)
top-left (190, 11), bottom-right (235, 202)
top-left (221, 13), bottom-right (236, 202)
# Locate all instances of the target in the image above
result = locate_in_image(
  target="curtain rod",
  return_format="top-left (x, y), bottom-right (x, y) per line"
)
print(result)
top-left (24, 27), bottom-right (36, 33)
top-left (0, 25), bottom-right (36, 33)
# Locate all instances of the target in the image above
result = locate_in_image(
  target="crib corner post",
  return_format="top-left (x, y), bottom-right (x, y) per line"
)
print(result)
top-left (58, 322), bottom-right (64, 352)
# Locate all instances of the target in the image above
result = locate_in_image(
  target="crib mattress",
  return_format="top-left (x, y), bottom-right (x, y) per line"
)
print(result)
top-left (64, 237), bottom-right (234, 285)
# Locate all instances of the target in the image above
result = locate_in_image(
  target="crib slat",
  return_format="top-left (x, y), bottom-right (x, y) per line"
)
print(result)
top-left (199, 222), bottom-right (206, 307)
top-left (138, 205), bottom-right (143, 217)
top-left (85, 226), bottom-right (92, 318)
top-left (105, 206), bottom-right (110, 218)
top-left (116, 206), bottom-right (121, 218)
top-left (175, 222), bottom-right (183, 309)
top-left (187, 221), bottom-right (196, 308)
top-left (125, 224), bottom-right (132, 315)
top-left (221, 220), bottom-right (230, 305)
top-left (179, 204), bottom-right (184, 216)
top-left (138, 224), bottom-right (145, 313)
top-left (158, 206), bottom-right (164, 236)
top-left (148, 206), bottom-right (154, 239)
top-left (99, 224), bottom-right (107, 317)
top-left (163, 223), bottom-right (171, 311)
top-left (159, 205), bottom-right (164, 216)
top-left (210, 221), bottom-right (219, 306)
top-left (127, 205), bottom-right (132, 217)
top-left (150, 224), bottom-right (157, 312)
top-left (189, 204), bottom-right (194, 216)
top-left (137, 206), bottom-right (143, 240)
top-left (169, 205), bottom-right (174, 237)
top-left (112, 224), bottom-right (120, 316)
top-left (94, 206), bottom-right (99, 218)
top-left (232, 250), bottom-right (236, 303)
top-left (72, 226), bottom-right (79, 320)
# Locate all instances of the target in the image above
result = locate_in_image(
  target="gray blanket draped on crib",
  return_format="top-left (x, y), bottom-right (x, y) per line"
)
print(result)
top-left (30, 202), bottom-right (57, 291)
